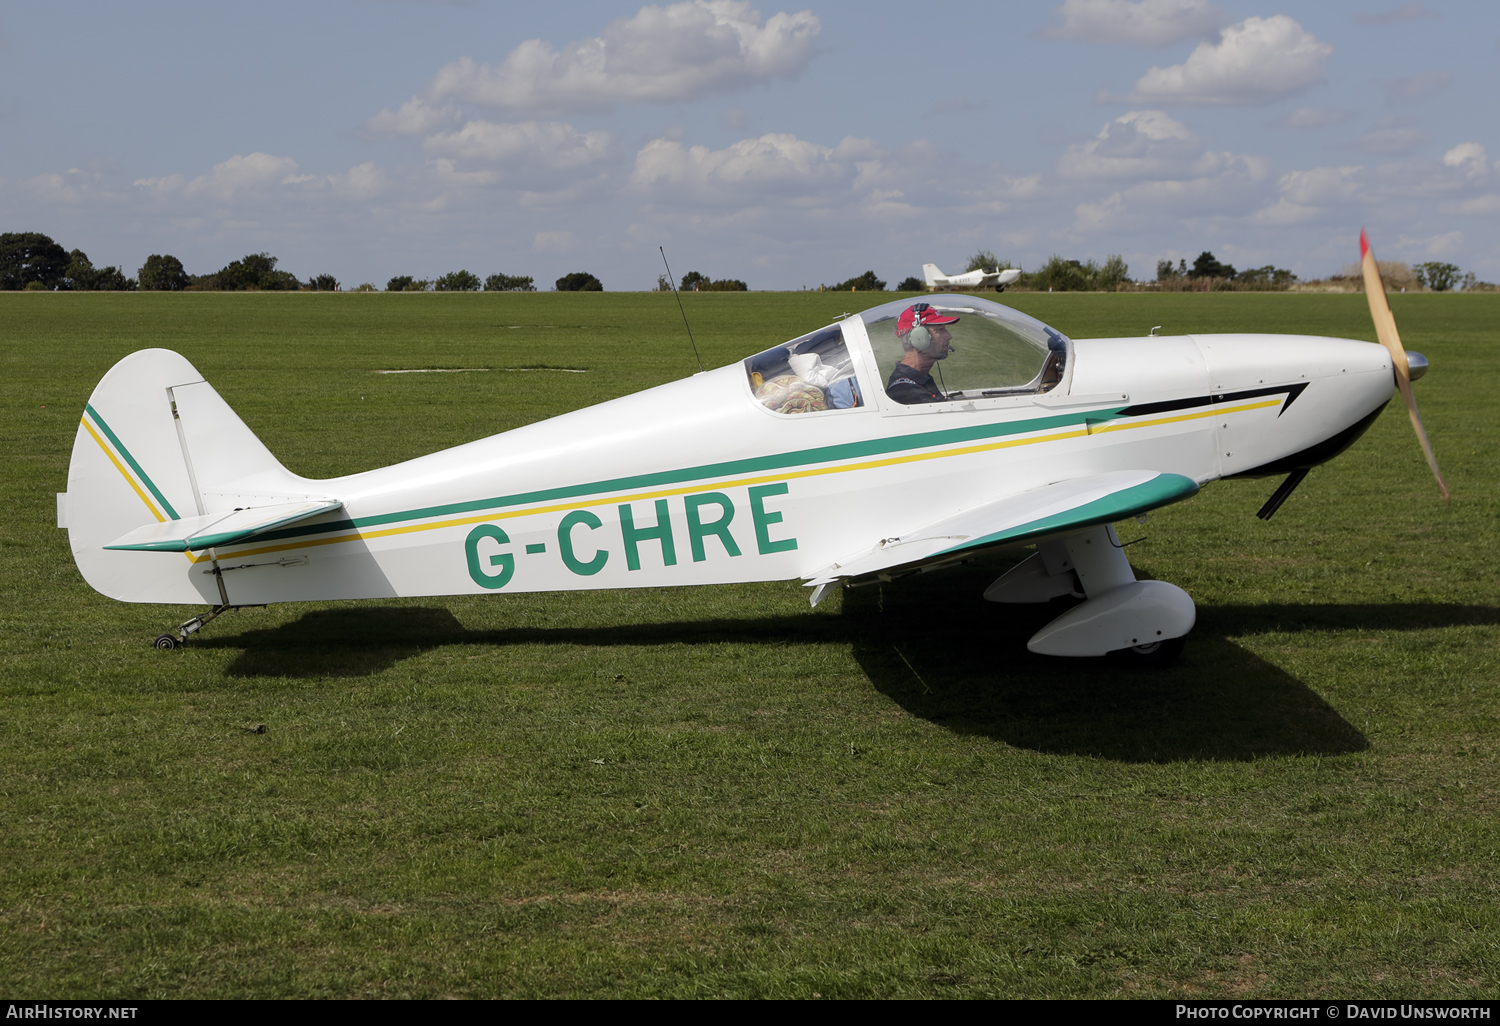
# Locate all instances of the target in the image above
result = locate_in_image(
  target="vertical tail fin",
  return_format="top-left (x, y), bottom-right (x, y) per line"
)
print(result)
top-left (64, 349), bottom-right (313, 602)
top-left (922, 263), bottom-right (944, 287)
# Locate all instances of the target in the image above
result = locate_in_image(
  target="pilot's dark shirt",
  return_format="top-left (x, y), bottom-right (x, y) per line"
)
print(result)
top-left (886, 361), bottom-right (944, 404)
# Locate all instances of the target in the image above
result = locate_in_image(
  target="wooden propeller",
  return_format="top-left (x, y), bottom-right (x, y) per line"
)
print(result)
top-left (1360, 228), bottom-right (1450, 504)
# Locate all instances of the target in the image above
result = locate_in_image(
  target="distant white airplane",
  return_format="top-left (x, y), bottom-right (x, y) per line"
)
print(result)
top-left (923, 262), bottom-right (1023, 292)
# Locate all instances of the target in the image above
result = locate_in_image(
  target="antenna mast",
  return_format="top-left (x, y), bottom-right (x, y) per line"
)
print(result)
top-left (659, 247), bottom-right (704, 374)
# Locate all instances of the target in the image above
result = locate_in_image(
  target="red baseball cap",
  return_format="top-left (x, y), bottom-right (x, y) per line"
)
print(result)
top-left (896, 303), bottom-right (960, 335)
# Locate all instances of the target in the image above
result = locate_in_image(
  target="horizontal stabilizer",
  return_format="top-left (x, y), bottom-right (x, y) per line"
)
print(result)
top-left (806, 470), bottom-right (1198, 585)
top-left (105, 499), bottom-right (343, 552)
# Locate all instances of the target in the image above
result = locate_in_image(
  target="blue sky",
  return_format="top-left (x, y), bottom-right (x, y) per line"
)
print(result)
top-left (2, 0), bottom-right (1496, 289)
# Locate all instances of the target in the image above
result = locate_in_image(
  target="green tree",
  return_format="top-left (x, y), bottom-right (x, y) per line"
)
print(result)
top-left (485, 274), bottom-right (536, 292)
top-left (555, 272), bottom-right (603, 292)
top-left (65, 250), bottom-right (134, 291)
top-left (64, 249), bottom-right (95, 290)
top-left (386, 275), bottom-right (415, 292)
top-left (1237, 265), bottom-right (1297, 286)
top-left (831, 270), bottom-right (885, 291)
top-left (199, 253), bottom-right (300, 291)
top-left (965, 249), bottom-right (1011, 273)
top-left (1097, 254), bottom-right (1129, 288)
top-left (679, 271), bottom-right (746, 291)
top-left (1190, 251), bottom-right (1235, 280)
top-left (0, 232), bottom-right (69, 290)
top-left (434, 270), bottom-right (481, 292)
top-left (307, 274), bottom-right (340, 292)
top-left (1414, 261), bottom-right (1461, 292)
top-left (895, 275), bottom-right (924, 291)
top-left (138, 254), bottom-right (190, 291)
top-left (1032, 256), bottom-right (1093, 292)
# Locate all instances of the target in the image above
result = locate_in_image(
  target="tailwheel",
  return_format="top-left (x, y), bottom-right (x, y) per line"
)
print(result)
top-left (152, 603), bottom-right (239, 650)
top-left (1108, 635), bottom-right (1186, 667)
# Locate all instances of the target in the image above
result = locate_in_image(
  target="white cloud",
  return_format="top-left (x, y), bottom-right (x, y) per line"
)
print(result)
top-left (1057, 111), bottom-right (1266, 231)
top-left (1279, 165), bottom-right (1365, 207)
top-left (133, 153), bottom-right (394, 207)
top-left (1069, 156), bottom-right (1267, 231)
top-left (1058, 110), bottom-right (1200, 179)
top-left (1398, 230), bottom-right (1463, 257)
top-left (1253, 166), bottom-right (1363, 225)
top-left (1453, 195), bottom-right (1500, 216)
top-left (1116, 16), bottom-right (1332, 105)
top-left (325, 162), bottom-right (390, 201)
top-left (423, 120), bottom-right (612, 171)
top-left (1443, 142), bottom-right (1487, 169)
top-left (19, 168), bottom-right (124, 206)
top-left (422, 1), bottom-right (820, 115)
top-left (1251, 199), bottom-right (1319, 225)
top-left (1042, 0), bottom-right (1226, 45)
top-left (533, 231), bottom-right (574, 252)
top-left (1442, 143), bottom-right (1488, 177)
top-left (1355, 118), bottom-right (1426, 155)
top-left (167, 152), bottom-right (303, 202)
top-left (629, 132), bottom-right (872, 205)
top-left (364, 97), bottom-right (461, 137)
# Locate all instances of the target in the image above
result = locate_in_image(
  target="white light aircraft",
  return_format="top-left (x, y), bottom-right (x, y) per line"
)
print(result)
top-left (60, 234), bottom-right (1445, 662)
top-left (923, 262), bottom-right (1023, 292)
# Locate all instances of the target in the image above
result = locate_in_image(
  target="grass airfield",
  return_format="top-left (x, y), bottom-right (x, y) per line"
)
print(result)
top-left (2, 289), bottom-right (1497, 998)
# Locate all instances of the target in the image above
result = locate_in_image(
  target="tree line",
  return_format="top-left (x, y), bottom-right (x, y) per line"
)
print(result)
top-left (7, 230), bottom-right (1492, 295)
top-left (0, 232), bottom-right (343, 292)
top-left (0, 232), bottom-right (585, 293)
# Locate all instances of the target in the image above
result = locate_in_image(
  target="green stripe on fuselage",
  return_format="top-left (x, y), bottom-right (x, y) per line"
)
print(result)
top-left (251, 406), bottom-right (1129, 545)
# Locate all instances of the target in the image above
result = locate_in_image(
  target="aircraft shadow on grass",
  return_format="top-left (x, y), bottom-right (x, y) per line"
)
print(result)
top-left (201, 560), bottom-right (1499, 764)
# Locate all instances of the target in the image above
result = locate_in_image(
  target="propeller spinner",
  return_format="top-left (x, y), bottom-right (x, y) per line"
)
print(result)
top-left (1360, 228), bottom-right (1451, 504)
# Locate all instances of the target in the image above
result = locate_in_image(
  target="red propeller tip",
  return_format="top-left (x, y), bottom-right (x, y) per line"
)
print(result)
top-left (1359, 228), bottom-right (1370, 258)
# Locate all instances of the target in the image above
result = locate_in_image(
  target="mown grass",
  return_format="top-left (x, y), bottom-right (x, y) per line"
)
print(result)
top-left (1, 291), bottom-right (1497, 998)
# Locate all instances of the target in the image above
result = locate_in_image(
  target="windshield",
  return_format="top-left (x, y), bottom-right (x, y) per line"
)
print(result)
top-left (859, 296), bottom-right (1069, 404)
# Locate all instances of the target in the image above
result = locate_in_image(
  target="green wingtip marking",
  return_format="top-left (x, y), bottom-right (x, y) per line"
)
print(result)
top-left (103, 540), bottom-right (191, 553)
top-left (935, 473), bottom-right (1200, 556)
top-left (85, 403), bottom-right (181, 521)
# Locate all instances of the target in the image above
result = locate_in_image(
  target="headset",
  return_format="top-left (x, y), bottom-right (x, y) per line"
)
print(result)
top-left (904, 303), bottom-right (952, 355)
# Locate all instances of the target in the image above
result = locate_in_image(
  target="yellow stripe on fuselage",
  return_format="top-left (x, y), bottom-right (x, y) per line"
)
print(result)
top-left (1086, 398), bottom-right (1280, 435)
top-left (192, 398), bottom-right (1276, 563)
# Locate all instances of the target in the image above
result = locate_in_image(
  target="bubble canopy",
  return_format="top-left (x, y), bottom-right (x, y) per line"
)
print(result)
top-left (859, 295), bottom-right (1071, 403)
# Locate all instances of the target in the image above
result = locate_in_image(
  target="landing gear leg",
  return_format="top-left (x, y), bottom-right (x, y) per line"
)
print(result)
top-left (154, 603), bottom-right (234, 650)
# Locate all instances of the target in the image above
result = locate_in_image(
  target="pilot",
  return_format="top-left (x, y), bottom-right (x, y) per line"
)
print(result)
top-left (887, 303), bottom-right (959, 404)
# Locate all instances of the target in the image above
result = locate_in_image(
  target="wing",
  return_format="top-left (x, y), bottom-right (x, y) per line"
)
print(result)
top-left (104, 498), bottom-right (343, 552)
top-left (804, 470), bottom-right (1198, 587)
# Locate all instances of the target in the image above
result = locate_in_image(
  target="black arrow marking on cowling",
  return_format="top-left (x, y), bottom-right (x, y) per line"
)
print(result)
top-left (1117, 381), bottom-right (1309, 420)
